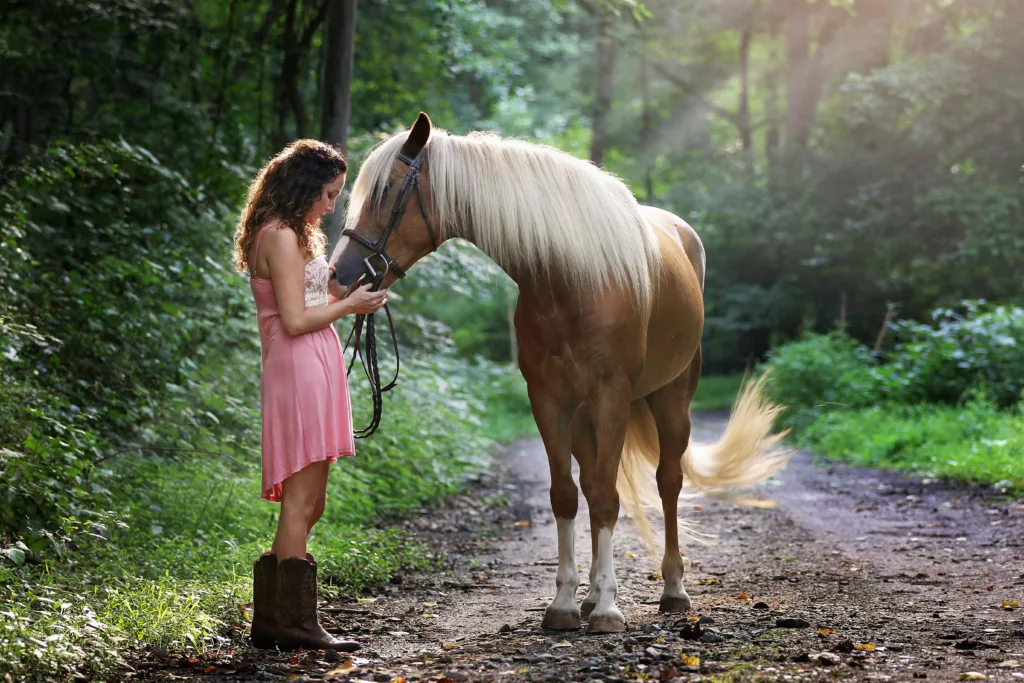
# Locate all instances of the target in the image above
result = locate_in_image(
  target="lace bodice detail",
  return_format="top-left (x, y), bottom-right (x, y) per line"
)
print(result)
top-left (304, 256), bottom-right (330, 307)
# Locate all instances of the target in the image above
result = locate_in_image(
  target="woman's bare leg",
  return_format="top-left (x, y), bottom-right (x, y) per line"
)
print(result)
top-left (271, 461), bottom-right (329, 559)
top-left (307, 462), bottom-right (330, 537)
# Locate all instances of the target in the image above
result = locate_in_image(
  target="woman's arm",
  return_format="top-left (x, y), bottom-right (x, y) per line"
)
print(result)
top-left (265, 228), bottom-right (386, 336)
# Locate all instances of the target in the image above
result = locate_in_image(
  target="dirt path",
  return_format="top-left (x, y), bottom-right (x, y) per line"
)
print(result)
top-left (142, 414), bottom-right (1024, 683)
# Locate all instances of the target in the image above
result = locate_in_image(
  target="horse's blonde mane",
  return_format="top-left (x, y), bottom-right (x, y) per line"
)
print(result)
top-left (345, 127), bottom-right (660, 307)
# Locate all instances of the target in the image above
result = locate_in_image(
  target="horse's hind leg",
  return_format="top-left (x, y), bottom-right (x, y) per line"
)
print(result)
top-left (646, 347), bottom-right (701, 613)
top-left (530, 387), bottom-right (583, 631)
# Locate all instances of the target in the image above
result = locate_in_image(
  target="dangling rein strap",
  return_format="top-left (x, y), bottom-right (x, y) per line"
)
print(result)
top-left (342, 299), bottom-right (400, 440)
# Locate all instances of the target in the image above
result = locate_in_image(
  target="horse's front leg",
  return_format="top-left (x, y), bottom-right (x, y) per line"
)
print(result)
top-left (529, 386), bottom-right (582, 631)
top-left (585, 383), bottom-right (630, 634)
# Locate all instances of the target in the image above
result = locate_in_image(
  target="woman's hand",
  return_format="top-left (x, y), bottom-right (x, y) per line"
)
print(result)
top-left (344, 283), bottom-right (388, 315)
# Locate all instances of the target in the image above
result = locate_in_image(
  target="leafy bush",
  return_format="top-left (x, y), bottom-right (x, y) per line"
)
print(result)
top-left (878, 301), bottom-right (1024, 409)
top-left (0, 141), bottom-right (250, 537)
top-left (760, 331), bottom-right (880, 429)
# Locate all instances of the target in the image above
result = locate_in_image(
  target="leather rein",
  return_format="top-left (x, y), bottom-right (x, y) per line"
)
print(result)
top-left (338, 147), bottom-right (437, 438)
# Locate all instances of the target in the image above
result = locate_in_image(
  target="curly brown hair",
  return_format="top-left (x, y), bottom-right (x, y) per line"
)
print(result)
top-left (233, 139), bottom-right (348, 274)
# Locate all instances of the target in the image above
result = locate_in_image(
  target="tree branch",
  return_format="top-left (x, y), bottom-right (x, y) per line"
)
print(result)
top-left (651, 63), bottom-right (744, 129)
top-left (300, 0), bottom-right (329, 50)
top-left (226, 0), bottom-right (287, 87)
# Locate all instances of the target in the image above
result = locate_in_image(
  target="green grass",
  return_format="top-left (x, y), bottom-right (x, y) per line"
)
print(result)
top-left (477, 366), bottom-right (537, 442)
top-left (0, 351), bottom-right (536, 681)
top-left (796, 398), bottom-right (1024, 493)
top-left (692, 373), bottom-right (745, 412)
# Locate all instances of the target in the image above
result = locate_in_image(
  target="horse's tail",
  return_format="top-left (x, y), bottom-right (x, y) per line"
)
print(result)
top-left (616, 371), bottom-right (792, 557)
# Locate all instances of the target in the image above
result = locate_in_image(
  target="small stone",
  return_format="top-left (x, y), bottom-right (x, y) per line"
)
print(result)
top-left (442, 672), bottom-right (468, 682)
top-left (700, 629), bottom-right (724, 643)
top-left (753, 602), bottom-right (770, 610)
top-left (811, 652), bottom-right (841, 666)
top-left (776, 617), bottom-right (811, 628)
top-left (498, 624), bottom-right (512, 634)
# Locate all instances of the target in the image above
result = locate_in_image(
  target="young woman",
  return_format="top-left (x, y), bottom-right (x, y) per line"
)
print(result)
top-left (232, 140), bottom-right (386, 652)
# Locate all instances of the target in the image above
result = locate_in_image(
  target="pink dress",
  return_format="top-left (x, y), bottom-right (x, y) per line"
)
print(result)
top-left (249, 225), bottom-right (355, 502)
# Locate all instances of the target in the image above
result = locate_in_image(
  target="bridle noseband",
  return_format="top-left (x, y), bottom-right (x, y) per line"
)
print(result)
top-left (340, 147), bottom-right (437, 289)
top-left (336, 146), bottom-right (438, 439)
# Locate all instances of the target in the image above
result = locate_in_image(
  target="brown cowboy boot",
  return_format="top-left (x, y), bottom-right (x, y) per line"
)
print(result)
top-left (276, 556), bottom-right (361, 652)
top-left (250, 553), bottom-right (278, 649)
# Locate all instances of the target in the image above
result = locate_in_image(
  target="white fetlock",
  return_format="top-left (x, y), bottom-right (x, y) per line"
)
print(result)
top-left (659, 550), bottom-right (692, 613)
top-left (584, 528), bottom-right (626, 634)
top-left (541, 518), bottom-right (582, 630)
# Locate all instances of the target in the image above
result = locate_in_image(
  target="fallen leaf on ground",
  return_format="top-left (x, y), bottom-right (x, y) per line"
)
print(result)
top-left (687, 616), bottom-right (701, 622)
top-left (1001, 600), bottom-right (1020, 609)
top-left (356, 597), bottom-right (378, 604)
top-left (422, 602), bottom-right (438, 607)
top-left (442, 642), bottom-right (455, 650)
top-left (626, 552), bottom-right (636, 559)
top-left (818, 628), bottom-right (837, 637)
top-left (854, 643), bottom-right (877, 651)
top-left (204, 666), bottom-right (216, 674)
top-left (738, 593), bottom-right (752, 600)
top-left (514, 521), bottom-right (530, 527)
top-left (680, 654), bottom-right (700, 666)
top-left (325, 659), bottom-right (355, 674)
top-left (960, 673), bottom-right (988, 680)
top-left (421, 613), bottom-right (437, 618)
top-left (552, 640), bottom-right (572, 648)
top-left (694, 578), bottom-right (717, 585)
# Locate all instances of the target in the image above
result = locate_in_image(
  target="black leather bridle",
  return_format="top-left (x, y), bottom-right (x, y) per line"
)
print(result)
top-left (337, 146), bottom-right (437, 439)
top-left (340, 147), bottom-right (438, 289)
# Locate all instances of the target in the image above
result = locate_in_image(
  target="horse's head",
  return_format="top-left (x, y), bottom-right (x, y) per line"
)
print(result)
top-left (331, 112), bottom-right (438, 290)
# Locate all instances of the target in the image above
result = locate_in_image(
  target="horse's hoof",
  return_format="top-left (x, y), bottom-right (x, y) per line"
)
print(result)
top-left (585, 611), bottom-right (626, 634)
top-left (580, 600), bottom-right (597, 619)
top-left (541, 605), bottom-right (581, 630)
top-left (659, 594), bottom-right (692, 613)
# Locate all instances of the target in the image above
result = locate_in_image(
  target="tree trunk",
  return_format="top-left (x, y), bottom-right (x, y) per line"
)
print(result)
top-left (785, 0), bottom-right (811, 149)
top-left (321, 0), bottom-right (358, 247)
top-left (786, 0), bottom-right (843, 151)
top-left (738, 19), bottom-right (753, 159)
top-left (639, 27), bottom-right (654, 200)
top-left (765, 1), bottom-right (781, 164)
top-left (590, 16), bottom-right (613, 167)
top-left (210, 0), bottom-right (240, 142)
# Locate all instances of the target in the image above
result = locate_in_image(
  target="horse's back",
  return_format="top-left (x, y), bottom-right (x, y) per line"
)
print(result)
top-left (640, 205), bottom-right (705, 292)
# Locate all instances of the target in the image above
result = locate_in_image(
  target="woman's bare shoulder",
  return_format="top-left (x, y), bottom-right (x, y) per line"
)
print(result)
top-left (262, 223), bottom-right (300, 251)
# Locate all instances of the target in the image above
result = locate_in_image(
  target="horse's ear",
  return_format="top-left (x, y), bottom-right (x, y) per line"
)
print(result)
top-left (400, 112), bottom-right (432, 158)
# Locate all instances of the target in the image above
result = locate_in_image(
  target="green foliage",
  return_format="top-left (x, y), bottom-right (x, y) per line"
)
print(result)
top-left (761, 302), bottom-right (1024, 491)
top-left (760, 332), bottom-right (880, 430)
top-left (879, 301), bottom-right (1024, 409)
top-left (690, 374), bottom-right (745, 413)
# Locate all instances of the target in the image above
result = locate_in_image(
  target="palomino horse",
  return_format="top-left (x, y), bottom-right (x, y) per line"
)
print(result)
top-left (331, 113), bottom-right (790, 634)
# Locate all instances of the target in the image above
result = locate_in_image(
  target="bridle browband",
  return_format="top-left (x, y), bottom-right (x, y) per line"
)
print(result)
top-left (337, 146), bottom-right (438, 439)
top-left (340, 147), bottom-right (438, 288)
